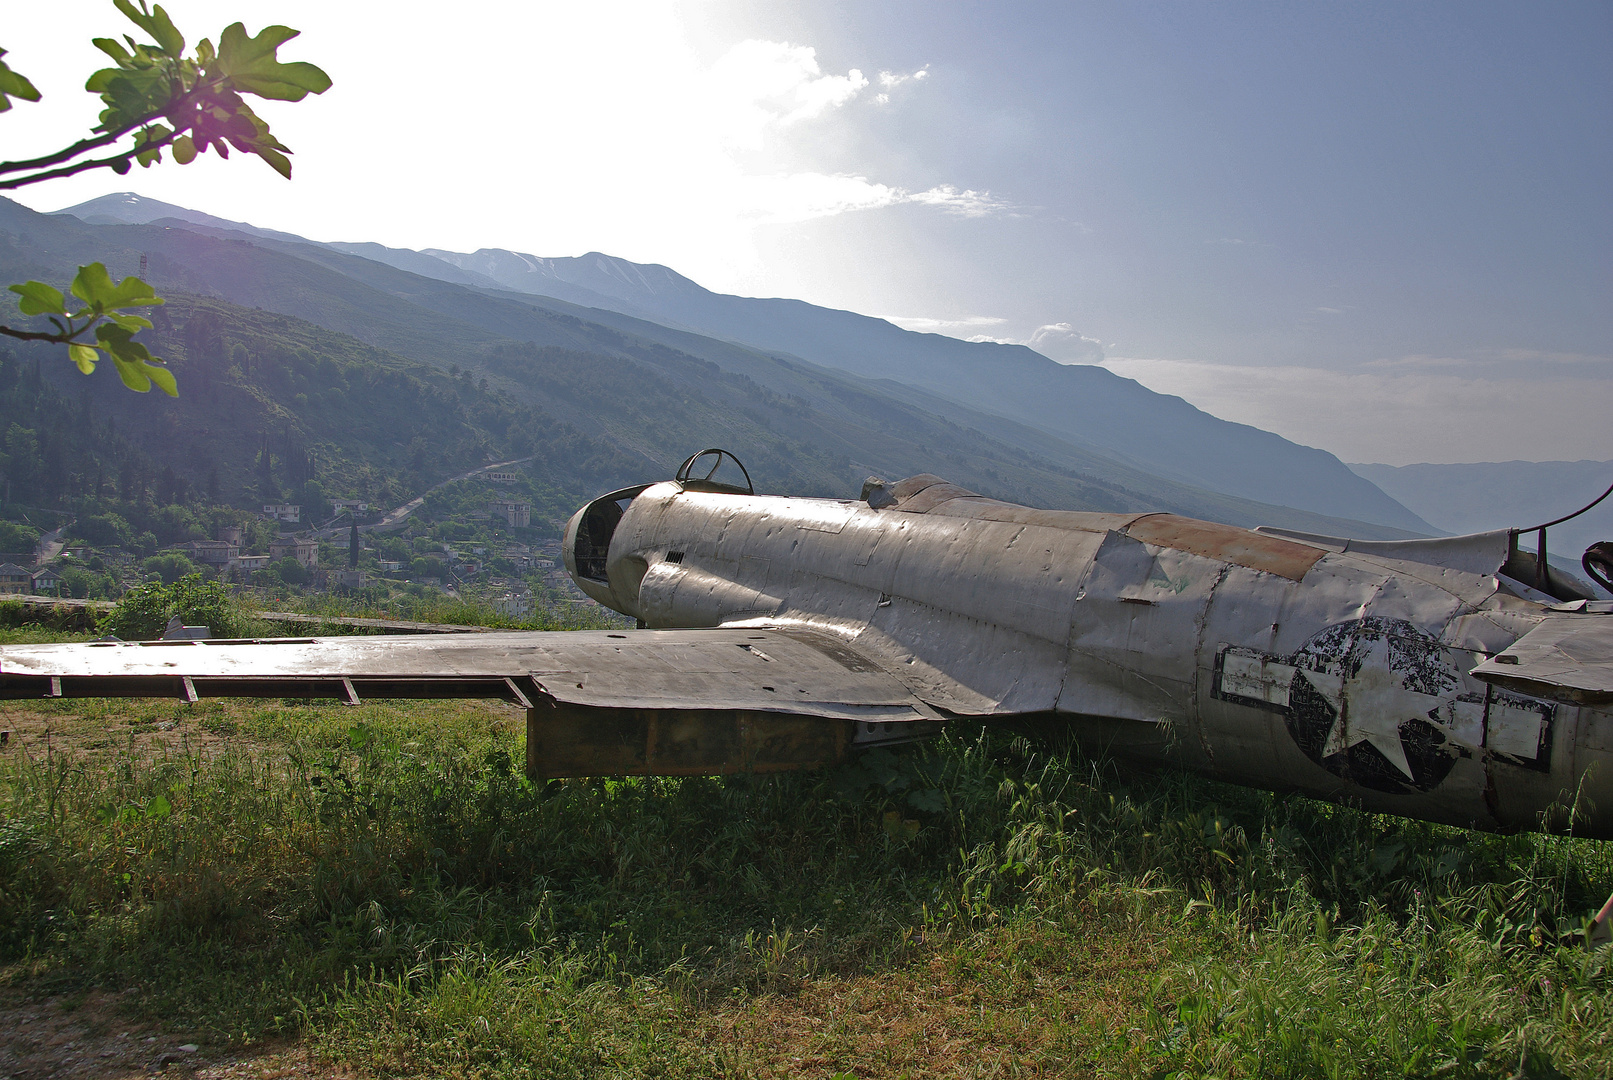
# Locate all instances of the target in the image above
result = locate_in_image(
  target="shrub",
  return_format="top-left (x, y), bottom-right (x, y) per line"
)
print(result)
top-left (142, 552), bottom-right (201, 585)
top-left (72, 512), bottom-right (133, 549)
top-left (0, 520), bottom-right (39, 553)
top-left (99, 574), bottom-right (249, 639)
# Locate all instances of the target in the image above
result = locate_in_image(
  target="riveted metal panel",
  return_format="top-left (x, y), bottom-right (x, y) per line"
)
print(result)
top-left (855, 599), bottom-right (1068, 714)
top-left (1060, 532), bottom-right (1219, 726)
top-left (1473, 616), bottom-right (1613, 705)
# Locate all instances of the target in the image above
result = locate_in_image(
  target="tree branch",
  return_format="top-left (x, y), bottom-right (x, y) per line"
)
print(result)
top-left (0, 324), bottom-right (81, 344)
top-left (0, 128), bottom-right (125, 176)
top-left (0, 76), bottom-right (211, 178)
top-left (0, 130), bottom-right (180, 190)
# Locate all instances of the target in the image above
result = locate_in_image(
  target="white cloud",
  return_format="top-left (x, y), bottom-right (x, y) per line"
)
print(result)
top-left (732, 177), bottom-right (1009, 226)
top-left (1362, 349), bottom-right (1613, 374)
top-left (1, 2), bottom-right (982, 295)
top-left (883, 314), bottom-right (1008, 334)
top-left (874, 65), bottom-right (929, 103)
top-left (706, 40), bottom-right (870, 148)
top-left (905, 184), bottom-right (1012, 217)
top-left (737, 173), bottom-right (902, 224)
top-left (1023, 323), bottom-right (1106, 363)
top-left (1097, 354), bottom-right (1613, 465)
top-left (929, 320), bottom-right (1106, 363)
top-left (879, 315), bottom-right (1106, 363)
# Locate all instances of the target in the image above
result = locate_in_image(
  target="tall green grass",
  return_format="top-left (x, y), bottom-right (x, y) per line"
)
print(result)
top-left (1, 701), bottom-right (1609, 1076)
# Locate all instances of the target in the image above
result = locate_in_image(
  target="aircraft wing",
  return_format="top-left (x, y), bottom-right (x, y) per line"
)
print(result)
top-left (0, 628), bottom-right (942, 776)
top-left (1470, 616), bottom-right (1613, 706)
top-left (0, 627), bottom-right (934, 717)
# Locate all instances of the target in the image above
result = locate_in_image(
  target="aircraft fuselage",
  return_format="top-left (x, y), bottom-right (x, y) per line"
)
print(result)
top-left (566, 475), bottom-right (1613, 837)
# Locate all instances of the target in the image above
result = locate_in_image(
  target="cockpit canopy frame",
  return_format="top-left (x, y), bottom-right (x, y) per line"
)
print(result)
top-left (676, 448), bottom-right (754, 495)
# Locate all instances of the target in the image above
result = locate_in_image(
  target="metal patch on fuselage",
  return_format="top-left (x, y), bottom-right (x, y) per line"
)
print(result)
top-left (1213, 616), bottom-right (1555, 794)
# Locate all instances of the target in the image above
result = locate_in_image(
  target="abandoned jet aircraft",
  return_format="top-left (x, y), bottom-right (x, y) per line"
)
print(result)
top-left (3, 449), bottom-right (1611, 839)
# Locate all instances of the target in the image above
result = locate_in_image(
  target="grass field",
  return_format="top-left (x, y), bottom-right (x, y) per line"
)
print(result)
top-left (2, 628), bottom-right (1612, 1078)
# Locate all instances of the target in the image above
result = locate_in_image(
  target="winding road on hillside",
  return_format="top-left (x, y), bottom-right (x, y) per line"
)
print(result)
top-left (312, 456), bottom-right (538, 539)
top-left (33, 526), bottom-right (66, 565)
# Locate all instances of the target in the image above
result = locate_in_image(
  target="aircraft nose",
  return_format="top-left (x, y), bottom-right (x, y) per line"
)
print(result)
top-left (562, 485), bottom-right (652, 616)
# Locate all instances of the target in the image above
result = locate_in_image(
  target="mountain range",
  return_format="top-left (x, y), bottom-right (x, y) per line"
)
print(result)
top-left (0, 191), bottom-right (1469, 542)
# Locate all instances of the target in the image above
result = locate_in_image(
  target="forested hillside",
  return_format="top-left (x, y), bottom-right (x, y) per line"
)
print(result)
top-left (1, 195), bottom-right (1427, 540)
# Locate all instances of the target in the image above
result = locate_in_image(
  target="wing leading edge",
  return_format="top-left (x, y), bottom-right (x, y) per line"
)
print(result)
top-left (0, 628), bottom-right (943, 778)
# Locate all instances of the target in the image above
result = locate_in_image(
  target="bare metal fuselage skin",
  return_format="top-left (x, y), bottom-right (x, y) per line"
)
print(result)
top-left (566, 478), bottom-right (1613, 837)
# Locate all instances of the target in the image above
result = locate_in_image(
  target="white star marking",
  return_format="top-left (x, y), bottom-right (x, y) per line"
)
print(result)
top-left (1298, 635), bottom-right (1450, 782)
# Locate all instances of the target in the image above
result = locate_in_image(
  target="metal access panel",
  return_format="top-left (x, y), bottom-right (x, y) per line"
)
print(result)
top-left (525, 705), bottom-right (851, 778)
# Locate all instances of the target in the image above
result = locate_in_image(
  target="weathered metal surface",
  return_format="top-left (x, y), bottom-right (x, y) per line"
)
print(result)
top-left (5, 456), bottom-right (1612, 839)
top-left (1472, 616), bottom-right (1613, 705)
top-left (0, 627), bottom-right (939, 723)
top-left (527, 705), bottom-right (850, 778)
top-left (1126, 514), bottom-right (1327, 582)
top-left (573, 469), bottom-right (1612, 836)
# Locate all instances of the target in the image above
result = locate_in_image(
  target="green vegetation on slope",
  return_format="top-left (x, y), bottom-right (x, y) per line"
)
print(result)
top-left (6, 294), bottom-right (642, 528)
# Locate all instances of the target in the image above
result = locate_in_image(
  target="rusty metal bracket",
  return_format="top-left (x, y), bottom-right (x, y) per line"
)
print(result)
top-left (525, 705), bottom-right (850, 779)
top-left (502, 677), bottom-right (533, 709)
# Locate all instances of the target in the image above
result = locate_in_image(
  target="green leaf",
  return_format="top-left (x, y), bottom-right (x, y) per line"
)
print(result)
top-left (69, 263), bottom-right (118, 311)
top-left (69, 344), bottom-right (99, 374)
top-left (172, 133), bottom-right (196, 164)
top-left (69, 264), bottom-right (163, 312)
top-left (108, 351), bottom-right (152, 393)
top-left (9, 280), bottom-right (67, 316)
top-left (90, 37), bottom-right (134, 65)
top-left (95, 321), bottom-right (144, 352)
top-left (145, 793), bottom-right (172, 819)
top-left (149, 4), bottom-right (186, 56)
top-left (104, 312), bottom-right (153, 332)
top-left (256, 142), bottom-right (292, 179)
top-left (97, 323), bottom-right (177, 396)
top-left (0, 51), bottom-right (41, 112)
top-left (213, 23), bottom-right (331, 101)
top-left (143, 361), bottom-right (177, 396)
top-left (112, 0), bottom-right (184, 56)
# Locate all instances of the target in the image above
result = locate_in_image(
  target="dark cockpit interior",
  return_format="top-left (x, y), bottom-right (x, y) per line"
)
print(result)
top-left (572, 486), bottom-right (648, 583)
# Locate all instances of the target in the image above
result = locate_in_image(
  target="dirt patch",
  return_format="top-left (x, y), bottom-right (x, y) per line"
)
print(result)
top-left (0, 989), bottom-right (352, 1079)
top-left (0, 701), bottom-right (257, 769)
top-left (0, 987), bottom-right (180, 1079)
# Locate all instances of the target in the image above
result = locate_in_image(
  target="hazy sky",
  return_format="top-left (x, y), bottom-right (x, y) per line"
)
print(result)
top-left (6, 1), bottom-right (1611, 465)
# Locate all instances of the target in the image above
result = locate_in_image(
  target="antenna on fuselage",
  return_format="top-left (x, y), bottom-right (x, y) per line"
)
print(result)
top-left (1515, 473), bottom-right (1613, 594)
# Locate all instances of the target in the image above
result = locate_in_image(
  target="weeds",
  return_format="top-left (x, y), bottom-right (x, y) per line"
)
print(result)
top-left (1, 698), bottom-right (1610, 1077)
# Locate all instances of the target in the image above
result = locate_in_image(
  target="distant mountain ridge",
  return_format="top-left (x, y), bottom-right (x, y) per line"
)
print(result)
top-left (39, 192), bottom-right (1432, 536)
top-left (412, 247), bottom-right (1434, 534)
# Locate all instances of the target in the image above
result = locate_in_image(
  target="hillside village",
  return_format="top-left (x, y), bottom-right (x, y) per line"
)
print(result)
top-left (0, 430), bottom-right (597, 623)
